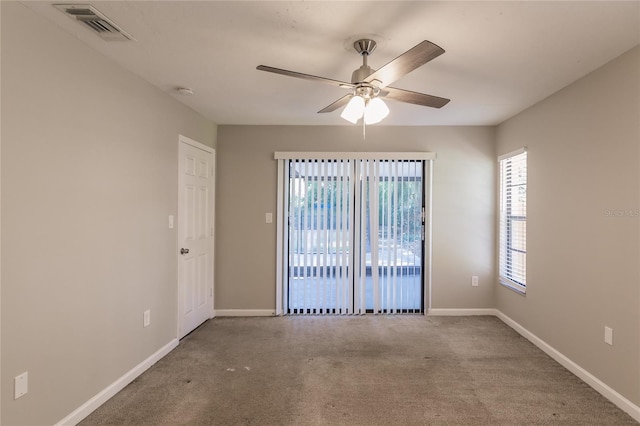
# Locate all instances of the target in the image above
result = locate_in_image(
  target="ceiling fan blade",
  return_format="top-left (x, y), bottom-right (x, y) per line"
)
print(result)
top-left (318, 94), bottom-right (352, 113)
top-left (257, 65), bottom-right (355, 88)
top-left (364, 40), bottom-right (444, 88)
top-left (382, 86), bottom-right (450, 109)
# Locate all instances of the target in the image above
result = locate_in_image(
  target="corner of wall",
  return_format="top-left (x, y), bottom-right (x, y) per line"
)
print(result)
top-left (0, 0), bottom-right (3, 419)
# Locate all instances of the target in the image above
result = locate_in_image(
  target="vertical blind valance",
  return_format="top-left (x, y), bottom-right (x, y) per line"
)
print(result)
top-left (274, 152), bottom-right (437, 161)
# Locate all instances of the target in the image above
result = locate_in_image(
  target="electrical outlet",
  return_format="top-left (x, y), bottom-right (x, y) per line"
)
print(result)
top-left (14, 372), bottom-right (28, 400)
top-left (604, 326), bottom-right (613, 345)
top-left (143, 310), bottom-right (151, 328)
top-left (471, 276), bottom-right (479, 287)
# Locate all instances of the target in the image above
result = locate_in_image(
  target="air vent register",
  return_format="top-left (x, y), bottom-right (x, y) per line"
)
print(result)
top-left (54, 4), bottom-right (134, 41)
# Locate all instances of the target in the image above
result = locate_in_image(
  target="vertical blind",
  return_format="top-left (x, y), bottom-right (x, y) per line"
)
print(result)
top-left (275, 152), bottom-right (434, 315)
top-left (287, 159), bottom-right (353, 314)
top-left (498, 149), bottom-right (527, 292)
top-left (359, 159), bottom-right (424, 314)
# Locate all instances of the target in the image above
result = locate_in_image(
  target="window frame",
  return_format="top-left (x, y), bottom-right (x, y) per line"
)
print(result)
top-left (498, 148), bottom-right (527, 294)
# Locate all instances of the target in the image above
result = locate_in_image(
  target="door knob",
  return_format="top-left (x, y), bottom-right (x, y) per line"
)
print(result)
top-left (180, 248), bottom-right (190, 255)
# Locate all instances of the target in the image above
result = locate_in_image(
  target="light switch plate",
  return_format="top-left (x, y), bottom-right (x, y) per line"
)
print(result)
top-left (604, 326), bottom-right (613, 345)
top-left (168, 215), bottom-right (174, 229)
top-left (15, 372), bottom-right (28, 399)
top-left (266, 213), bottom-right (273, 223)
top-left (143, 310), bottom-right (151, 328)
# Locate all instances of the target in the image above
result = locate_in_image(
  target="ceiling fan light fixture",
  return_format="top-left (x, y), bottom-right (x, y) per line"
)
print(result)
top-left (364, 97), bottom-right (389, 125)
top-left (341, 95), bottom-right (365, 124)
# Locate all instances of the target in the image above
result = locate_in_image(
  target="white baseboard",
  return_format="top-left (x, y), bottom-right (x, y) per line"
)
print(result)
top-left (55, 339), bottom-right (179, 426)
top-left (214, 309), bottom-right (275, 317)
top-left (428, 308), bottom-right (498, 316)
top-left (494, 310), bottom-right (640, 423)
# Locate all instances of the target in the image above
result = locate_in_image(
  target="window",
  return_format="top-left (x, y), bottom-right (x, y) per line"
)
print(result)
top-left (499, 148), bottom-right (527, 293)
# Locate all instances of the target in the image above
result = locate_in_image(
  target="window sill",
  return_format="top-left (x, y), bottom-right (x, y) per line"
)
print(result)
top-left (499, 278), bottom-right (526, 296)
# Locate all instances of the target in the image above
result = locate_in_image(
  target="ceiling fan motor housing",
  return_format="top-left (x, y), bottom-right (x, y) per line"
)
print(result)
top-left (351, 65), bottom-right (374, 84)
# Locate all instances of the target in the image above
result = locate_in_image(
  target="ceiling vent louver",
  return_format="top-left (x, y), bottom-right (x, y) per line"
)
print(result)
top-left (53, 4), bottom-right (134, 41)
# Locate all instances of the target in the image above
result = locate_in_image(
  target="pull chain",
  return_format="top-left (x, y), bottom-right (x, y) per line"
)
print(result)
top-left (362, 97), bottom-right (368, 140)
top-left (362, 118), bottom-right (366, 139)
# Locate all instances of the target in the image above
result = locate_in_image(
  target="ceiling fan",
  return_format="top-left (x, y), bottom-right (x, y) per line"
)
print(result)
top-left (257, 39), bottom-right (450, 125)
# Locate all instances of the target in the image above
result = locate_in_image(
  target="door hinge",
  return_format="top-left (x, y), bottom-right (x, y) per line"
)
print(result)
top-left (421, 207), bottom-right (426, 223)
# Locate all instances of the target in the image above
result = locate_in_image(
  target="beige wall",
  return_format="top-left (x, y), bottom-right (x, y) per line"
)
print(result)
top-left (4, 0), bottom-right (637, 422)
top-left (1, 3), bottom-right (216, 425)
top-left (215, 125), bottom-right (496, 311)
top-left (496, 46), bottom-right (640, 405)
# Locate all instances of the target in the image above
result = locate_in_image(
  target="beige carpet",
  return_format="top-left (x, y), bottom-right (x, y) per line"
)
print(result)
top-left (81, 316), bottom-right (637, 425)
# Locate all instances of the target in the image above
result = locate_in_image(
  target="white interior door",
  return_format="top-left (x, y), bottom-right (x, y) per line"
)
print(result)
top-left (178, 135), bottom-right (215, 339)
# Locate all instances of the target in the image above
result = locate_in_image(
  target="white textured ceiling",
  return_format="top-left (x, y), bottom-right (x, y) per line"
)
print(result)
top-left (23, 1), bottom-right (640, 126)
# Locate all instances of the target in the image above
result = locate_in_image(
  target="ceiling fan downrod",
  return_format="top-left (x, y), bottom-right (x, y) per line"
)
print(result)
top-left (351, 39), bottom-right (377, 84)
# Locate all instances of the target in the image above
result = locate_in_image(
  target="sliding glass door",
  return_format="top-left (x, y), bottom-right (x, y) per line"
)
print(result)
top-left (276, 153), bottom-right (432, 315)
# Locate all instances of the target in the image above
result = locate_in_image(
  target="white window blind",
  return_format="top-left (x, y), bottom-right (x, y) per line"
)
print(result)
top-left (499, 149), bottom-right (527, 292)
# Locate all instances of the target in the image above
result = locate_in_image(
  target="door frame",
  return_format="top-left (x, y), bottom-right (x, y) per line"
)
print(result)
top-left (177, 134), bottom-right (215, 338)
